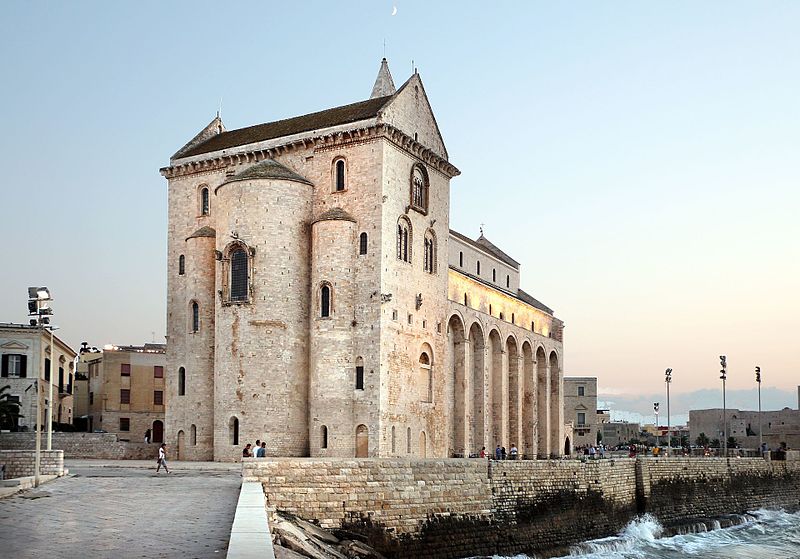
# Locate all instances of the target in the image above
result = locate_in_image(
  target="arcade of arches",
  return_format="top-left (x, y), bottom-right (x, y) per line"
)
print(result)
top-left (447, 313), bottom-right (563, 458)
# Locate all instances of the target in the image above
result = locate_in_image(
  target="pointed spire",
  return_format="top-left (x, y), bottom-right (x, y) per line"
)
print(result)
top-left (370, 58), bottom-right (396, 99)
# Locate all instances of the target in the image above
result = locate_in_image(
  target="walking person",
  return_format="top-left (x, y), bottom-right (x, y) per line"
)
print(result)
top-left (510, 444), bottom-right (518, 460)
top-left (501, 446), bottom-right (507, 460)
top-left (495, 445), bottom-right (501, 460)
top-left (144, 429), bottom-right (151, 444)
top-left (156, 443), bottom-right (170, 473)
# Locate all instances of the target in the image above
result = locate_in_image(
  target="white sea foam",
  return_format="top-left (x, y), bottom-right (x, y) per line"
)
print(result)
top-left (490, 508), bottom-right (800, 559)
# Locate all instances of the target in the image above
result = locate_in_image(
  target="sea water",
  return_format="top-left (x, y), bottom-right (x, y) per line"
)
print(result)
top-left (490, 509), bottom-right (800, 559)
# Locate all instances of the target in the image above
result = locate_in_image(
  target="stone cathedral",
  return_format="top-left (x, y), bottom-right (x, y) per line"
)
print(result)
top-left (162, 60), bottom-right (566, 462)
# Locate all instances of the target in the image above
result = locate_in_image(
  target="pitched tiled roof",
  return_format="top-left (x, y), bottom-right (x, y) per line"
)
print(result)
top-left (178, 96), bottom-right (393, 159)
top-left (475, 235), bottom-right (520, 268)
top-left (449, 229), bottom-right (520, 270)
top-left (517, 288), bottom-right (554, 315)
top-left (220, 159), bottom-right (312, 187)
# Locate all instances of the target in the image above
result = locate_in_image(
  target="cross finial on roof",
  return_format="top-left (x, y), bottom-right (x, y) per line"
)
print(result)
top-left (480, 223), bottom-right (485, 236)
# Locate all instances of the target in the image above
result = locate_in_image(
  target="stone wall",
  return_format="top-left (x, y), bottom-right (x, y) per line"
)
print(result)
top-left (0, 432), bottom-right (156, 460)
top-left (246, 456), bottom-right (800, 559)
top-left (0, 450), bottom-right (63, 479)
top-left (636, 456), bottom-right (800, 526)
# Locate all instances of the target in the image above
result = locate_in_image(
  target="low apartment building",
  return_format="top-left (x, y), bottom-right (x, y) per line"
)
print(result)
top-left (563, 377), bottom-right (598, 448)
top-left (85, 344), bottom-right (166, 442)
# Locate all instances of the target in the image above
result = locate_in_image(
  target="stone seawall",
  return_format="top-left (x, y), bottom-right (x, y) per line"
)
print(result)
top-left (0, 450), bottom-right (64, 479)
top-left (0, 433), bottom-right (156, 460)
top-left (636, 457), bottom-right (800, 526)
top-left (245, 457), bottom-right (800, 558)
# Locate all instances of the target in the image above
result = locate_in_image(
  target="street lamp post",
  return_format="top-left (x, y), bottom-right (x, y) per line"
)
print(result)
top-left (756, 366), bottom-right (762, 456)
top-left (27, 287), bottom-right (53, 487)
top-left (665, 368), bottom-right (672, 457)
top-left (654, 402), bottom-right (660, 453)
top-left (720, 355), bottom-right (727, 458)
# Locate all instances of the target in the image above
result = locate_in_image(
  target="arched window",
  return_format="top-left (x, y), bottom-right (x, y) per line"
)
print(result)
top-left (410, 164), bottom-right (429, 212)
top-left (190, 424), bottom-right (197, 446)
top-left (355, 356), bottom-right (364, 390)
top-left (230, 417), bottom-right (239, 446)
top-left (423, 230), bottom-right (436, 274)
top-left (191, 302), bottom-right (199, 332)
top-left (320, 284), bottom-right (331, 318)
top-left (178, 367), bottom-right (186, 396)
top-left (499, 312), bottom-right (504, 321)
top-left (492, 268), bottom-right (496, 282)
top-left (359, 232), bottom-right (368, 255)
top-left (489, 304), bottom-right (492, 316)
top-left (178, 255), bottom-right (185, 275)
top-left (476, 261), bottom-right (481, 276)
top-left (200, 187), bottom-right (210, 216)
top-left (230, 247), bottom-right (249, 302)
top-left (511, 313), bottom-right (515, 325)
top-left (321, 425), bottom-right (328, 449)
top-left (531, 321), bottom-right (535, 332)
top-left (459, 251), bottom-right (463, 267)
top-left (419, 350), bottom-right (432, 403)
top-left (397, 217), bottom-right (411, 263)
top-left (334, 158), bottom-right (346, 192)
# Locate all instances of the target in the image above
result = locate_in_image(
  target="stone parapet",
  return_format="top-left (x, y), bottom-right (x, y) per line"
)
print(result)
top-left (0, 433), bottom-right (156, 460)
top-left (0, 450), bottom-right (64, 479)
top-left (246, 456), bottom-right (800, 558)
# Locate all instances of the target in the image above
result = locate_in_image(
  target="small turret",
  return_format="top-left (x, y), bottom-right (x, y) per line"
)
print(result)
top-left (370, 58), bottom-right (396, 99)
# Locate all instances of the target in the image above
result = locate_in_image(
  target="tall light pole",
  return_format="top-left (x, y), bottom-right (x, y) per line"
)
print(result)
top-left (755, 366), bottom-right (762, 456)
top-left (720, 355), bottom-right (727, 458)
top-left (27, 287), bottom-right (53, 487)
top-left (665, 368), bottom-right (672, 457)
top-left (654, 402), bottom-right (660, 452)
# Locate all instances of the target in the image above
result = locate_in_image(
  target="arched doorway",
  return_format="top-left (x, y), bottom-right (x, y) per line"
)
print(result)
top-left (536, 346), bottom-right (548, 458)
top-left (177, 430), bottom-right (185, 460)
top-left (355, 424), bottom-right (369, 457)
top-left (564, 436), bottom-right (571, 457)
top-left (469, 322), bottom-right (485, 455)
top-left (522, 342), bottom-right (535, 457)
top-left (549, 351), bottom-right (561, 457)
top-left (448, 315), bottom-right (467, 457)
top-left (152, 420), bottom-right (164, 444)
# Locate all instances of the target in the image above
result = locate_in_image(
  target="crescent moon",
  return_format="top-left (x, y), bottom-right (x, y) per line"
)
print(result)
top-left (391, 6), bottom-right (397, 15)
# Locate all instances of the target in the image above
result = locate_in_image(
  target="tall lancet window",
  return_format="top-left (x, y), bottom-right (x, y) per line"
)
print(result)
top-left (410, 164), bottom-right (429, 213)
top-left (230, 247), bottom-right (249, 302)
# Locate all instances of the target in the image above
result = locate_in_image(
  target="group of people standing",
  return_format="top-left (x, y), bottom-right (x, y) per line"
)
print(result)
top-left (477, 444), bottom-right (520, 460)
top-left (242, 439), bottom-right (267, 458)
top-left (576, 444), bottom-right (606, 459)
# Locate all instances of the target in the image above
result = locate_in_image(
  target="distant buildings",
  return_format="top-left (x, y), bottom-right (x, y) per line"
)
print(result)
top-left (601, 421), bottom-right (641, 448)
top-left (79, 344), bottom-right (166, 442)
top-left (0, 323), bottom-right (77, 431)
top-left (563, 377), bottom-right (598, 448)
top-left (689, 408), bottom-right (800, 450)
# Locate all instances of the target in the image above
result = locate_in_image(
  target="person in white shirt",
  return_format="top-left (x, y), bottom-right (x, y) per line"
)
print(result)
top-left (156, 443), bottom-right (170, 473)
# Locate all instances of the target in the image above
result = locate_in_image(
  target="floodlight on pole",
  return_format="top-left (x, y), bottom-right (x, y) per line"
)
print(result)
top-left (27, 286), bottom-right (54, 487)
top-left (720, 355), bottom-right (728, 458)
top-left (665, 368), bottom-right (672, 456)
top-left (756, 366), bottom-right (763, 456)
top-left (654, 402), bottom-right (660, 451)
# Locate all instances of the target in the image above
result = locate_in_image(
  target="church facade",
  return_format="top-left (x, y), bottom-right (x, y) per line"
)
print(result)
top-left (161, 60), bottom-right (565, 461)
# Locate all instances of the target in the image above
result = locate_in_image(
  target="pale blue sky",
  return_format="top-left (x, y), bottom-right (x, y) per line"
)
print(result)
top-left (1, 2), bottom-right (798, 406)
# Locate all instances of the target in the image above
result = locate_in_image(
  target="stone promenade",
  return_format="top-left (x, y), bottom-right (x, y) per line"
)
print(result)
top-left (0, 459), bottom-right (242, 558)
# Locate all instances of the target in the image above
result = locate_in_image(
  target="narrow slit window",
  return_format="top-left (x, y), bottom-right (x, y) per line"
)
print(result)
top-left (359, 232), bottom-right (368, 255)
top-left (321, 285), bottom-right (331, 317)
top-left (335, 159), bottom-right (346, 191)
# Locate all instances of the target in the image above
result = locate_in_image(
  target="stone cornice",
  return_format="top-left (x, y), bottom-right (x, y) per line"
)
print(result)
top-left (160, 124), bottom-right (460, 180)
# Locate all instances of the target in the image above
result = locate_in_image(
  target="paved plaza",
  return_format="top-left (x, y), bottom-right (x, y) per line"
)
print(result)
top-left (0, 460), bottom-right (242, 558)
